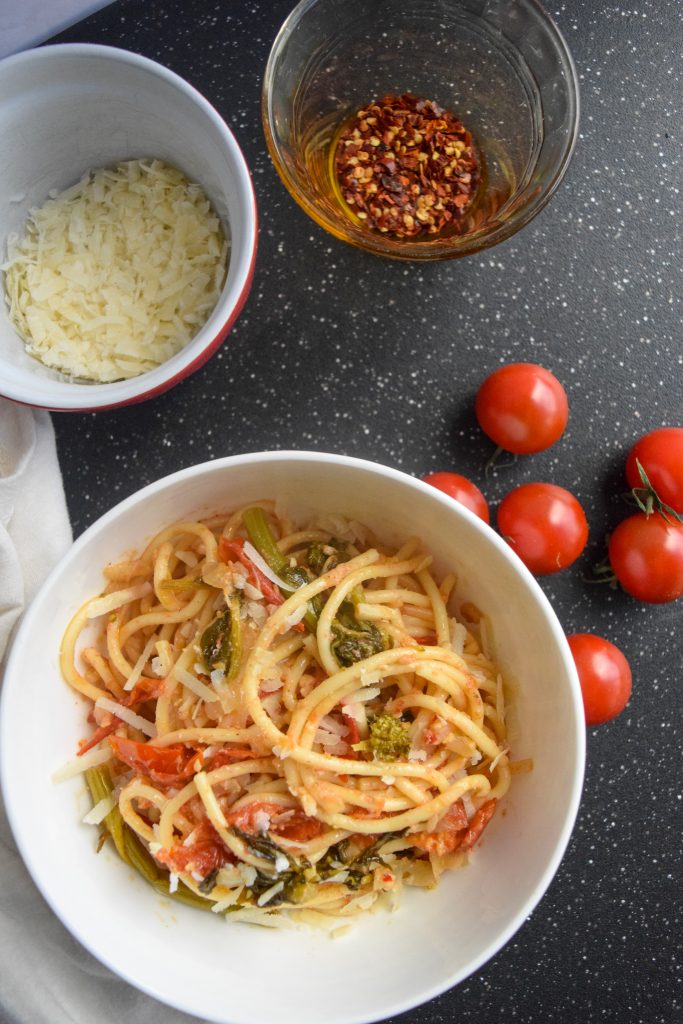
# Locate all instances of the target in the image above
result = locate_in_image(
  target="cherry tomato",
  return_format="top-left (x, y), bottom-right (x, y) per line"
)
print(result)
top-left (422, 471), bottom-right (490, 523)
top-left (497, 482), bottom-right (589, 575)
top-left (567, 633), bottom-right (632, 726)
top-left (608, 513), bottom-right (683, 603)
top-left (625, 427), bottom-right (683, 513)
top-left (475, 363), bottom-right (569, 455)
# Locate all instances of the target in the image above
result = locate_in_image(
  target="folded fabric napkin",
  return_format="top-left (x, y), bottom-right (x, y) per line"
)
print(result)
top-left (0, 402), bottom-right (199, 1024)
top-left (0, 402), bottom-right (72, 658)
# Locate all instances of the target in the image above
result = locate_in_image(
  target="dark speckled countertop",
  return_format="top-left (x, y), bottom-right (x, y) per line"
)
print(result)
top-left (44, 1), bottom-right (682, 1022)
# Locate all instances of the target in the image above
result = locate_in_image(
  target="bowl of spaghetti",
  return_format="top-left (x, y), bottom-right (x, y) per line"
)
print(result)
top-left (0, 452), bottom-right (584, 1024)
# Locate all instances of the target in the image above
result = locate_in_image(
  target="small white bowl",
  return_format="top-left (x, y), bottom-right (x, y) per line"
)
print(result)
top-left (0, 44), bottom-right (257, 411)
top-left (0, 452), bottom-right (584, 1024)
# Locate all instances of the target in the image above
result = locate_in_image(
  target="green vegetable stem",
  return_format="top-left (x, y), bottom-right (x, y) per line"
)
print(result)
top-left (200, 594), bottom-right (241, 680)
top-left (85, 765), bottom-right (215, 912)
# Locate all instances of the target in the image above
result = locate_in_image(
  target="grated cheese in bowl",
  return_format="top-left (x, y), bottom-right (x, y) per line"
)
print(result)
top-left (1, 159), bottom-right (229, 382)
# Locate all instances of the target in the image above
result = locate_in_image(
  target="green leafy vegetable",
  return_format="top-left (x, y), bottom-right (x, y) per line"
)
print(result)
top-left (331, 602), bottom-right (390, 667)
top-left (307, 541), bottom-right (349, 576)
top-left (230, 826), bottom-right (289, 865)
top-left (200, 595), bottom-right (241, 678)
top-left (198, 868), bottom-right (220, 894)
top-left (243, 506), bottom-right (289, 575)
top-left (243, 506), bottom-right (320, 630)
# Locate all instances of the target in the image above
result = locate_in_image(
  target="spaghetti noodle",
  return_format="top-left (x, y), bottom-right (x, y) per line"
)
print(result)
top-left (60, 502), bottom-right (512, 926)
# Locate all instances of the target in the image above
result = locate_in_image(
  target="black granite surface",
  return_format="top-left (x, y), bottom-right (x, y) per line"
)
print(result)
top-left (47, 1), bottom-right (682, 1022)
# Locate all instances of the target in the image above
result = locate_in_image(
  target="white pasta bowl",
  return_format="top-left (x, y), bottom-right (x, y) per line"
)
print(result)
top-left (0, 452), bottom-right (584, 1023)
top-left (0, 44), bottom-right (256, 411)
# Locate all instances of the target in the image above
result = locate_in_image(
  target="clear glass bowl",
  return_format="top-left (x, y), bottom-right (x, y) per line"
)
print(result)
top-left (262, 0), bottom-right (579, 261)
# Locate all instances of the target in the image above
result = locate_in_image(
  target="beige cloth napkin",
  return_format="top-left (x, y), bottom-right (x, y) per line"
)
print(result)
top-left (0, 402), bottom-right (201, 1024)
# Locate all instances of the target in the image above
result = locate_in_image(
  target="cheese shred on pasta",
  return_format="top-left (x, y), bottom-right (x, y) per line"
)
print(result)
top-left (60, 503), bottom-right (513, 926)
top-left (2, 160), bottom-right (228, 382)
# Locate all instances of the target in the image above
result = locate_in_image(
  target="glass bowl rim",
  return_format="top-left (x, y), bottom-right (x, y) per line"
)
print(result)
top-left (261, 0), bottom-right (580, 261)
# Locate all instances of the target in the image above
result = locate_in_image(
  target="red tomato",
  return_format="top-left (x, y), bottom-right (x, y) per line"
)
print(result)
top-left (567, 633), bottom-right (632, 726)
top-left (411, 800), bottom-right (469, 856)
top-left (225, 800), bottom-right (323, 841)
top-left (206, 747), bottom-right (254, 769)
top-left (421, 471), bottom-right (490, 523)
top-left (625, 427), bottom-right (683, 513)
top-left (272, 810), bottom-right (324, 842)
top-left (459, 798), bottom-right (498, 852)
top-left (475, 363), bottom-right (568, 455)
top-left (109, 735), bottom-right (200, 786)
top-left (497, 483), bottom-right (589, 575)
top-left (157, 820), bottom-right (233, 876)
top-left (225, 800), bottom-right (284, 834)
top-left (608, 513), bottom-right (683, 603)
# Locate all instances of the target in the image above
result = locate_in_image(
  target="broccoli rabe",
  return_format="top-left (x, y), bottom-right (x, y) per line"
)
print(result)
top-left (200, 597), bottom-right (241, 678)
top-left (307, 541), bottom-right (349, 576)
top-left (331, 601), bottom-right (390, 667)
top-left (354, 714), bottom-right (412, 761)
top-left (242, 506), bottom-right (318, 628)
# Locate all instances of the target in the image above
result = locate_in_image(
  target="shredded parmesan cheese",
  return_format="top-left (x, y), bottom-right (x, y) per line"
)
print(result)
top-left (51, 746), bottom-right (112, 783)
top-left (94, 697), bottom-right (157, 738)
top-left (257, 880), bottom-right (284, 907)
top-left (174, 665), bottom-right (219, 704)
top-left (242, 542), bottom-right (297, 592)
top-left (2, 159), bottom-right (228, 381)
top-left (82, 793), bottom-right (117, 825)
top-left (123, 634), bottom-right (157, 691)
top-left (345, 685), bottom-right (381, 704)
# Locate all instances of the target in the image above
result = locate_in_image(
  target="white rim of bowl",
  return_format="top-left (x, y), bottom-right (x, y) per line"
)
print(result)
top-left (0, 44), bottom-right (258, 412)
top-left (0, 451), bottom-right (585, 1022)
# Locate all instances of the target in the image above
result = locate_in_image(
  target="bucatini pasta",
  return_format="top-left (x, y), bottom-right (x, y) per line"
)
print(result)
top-left (59, 502), bottom-right (514, 927)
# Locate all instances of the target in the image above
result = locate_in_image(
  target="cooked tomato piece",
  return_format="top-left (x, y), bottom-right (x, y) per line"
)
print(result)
top-left (123, 676), bottom-right (164, 707)
top-left (273, 810), bottom-right (324, 842)
top-left (225, 799), bottom-right (323, 841)
top-left (342, 713), bottom-right (361, 758)
top-left (411, 800), bottom-right (469, 856)
top-left (206, 747), bottom-right (255, 769)
top-left (345, 833), bottom-right (380, 854)
top-left (459, 799), bottom-right (497, 852)
top-left (225, 800), bottom-right (284, 834)
top-left (78, 719), bottom-right (120, 756)
top-left (157, 819), bottom-right (233, 876)
top-left (109, 735), bottom-right (201, 786)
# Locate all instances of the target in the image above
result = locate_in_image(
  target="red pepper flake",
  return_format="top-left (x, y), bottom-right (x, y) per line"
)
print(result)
top-left (334, 92), bottom-right (479, 238)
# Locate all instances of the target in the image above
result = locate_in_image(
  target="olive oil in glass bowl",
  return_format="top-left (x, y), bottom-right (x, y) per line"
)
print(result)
top-left (262, 0), bottom-right (579, 261)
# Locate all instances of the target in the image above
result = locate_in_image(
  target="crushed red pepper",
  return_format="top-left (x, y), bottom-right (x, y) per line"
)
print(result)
top-left (334, 92), bottom-right (480, 239)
